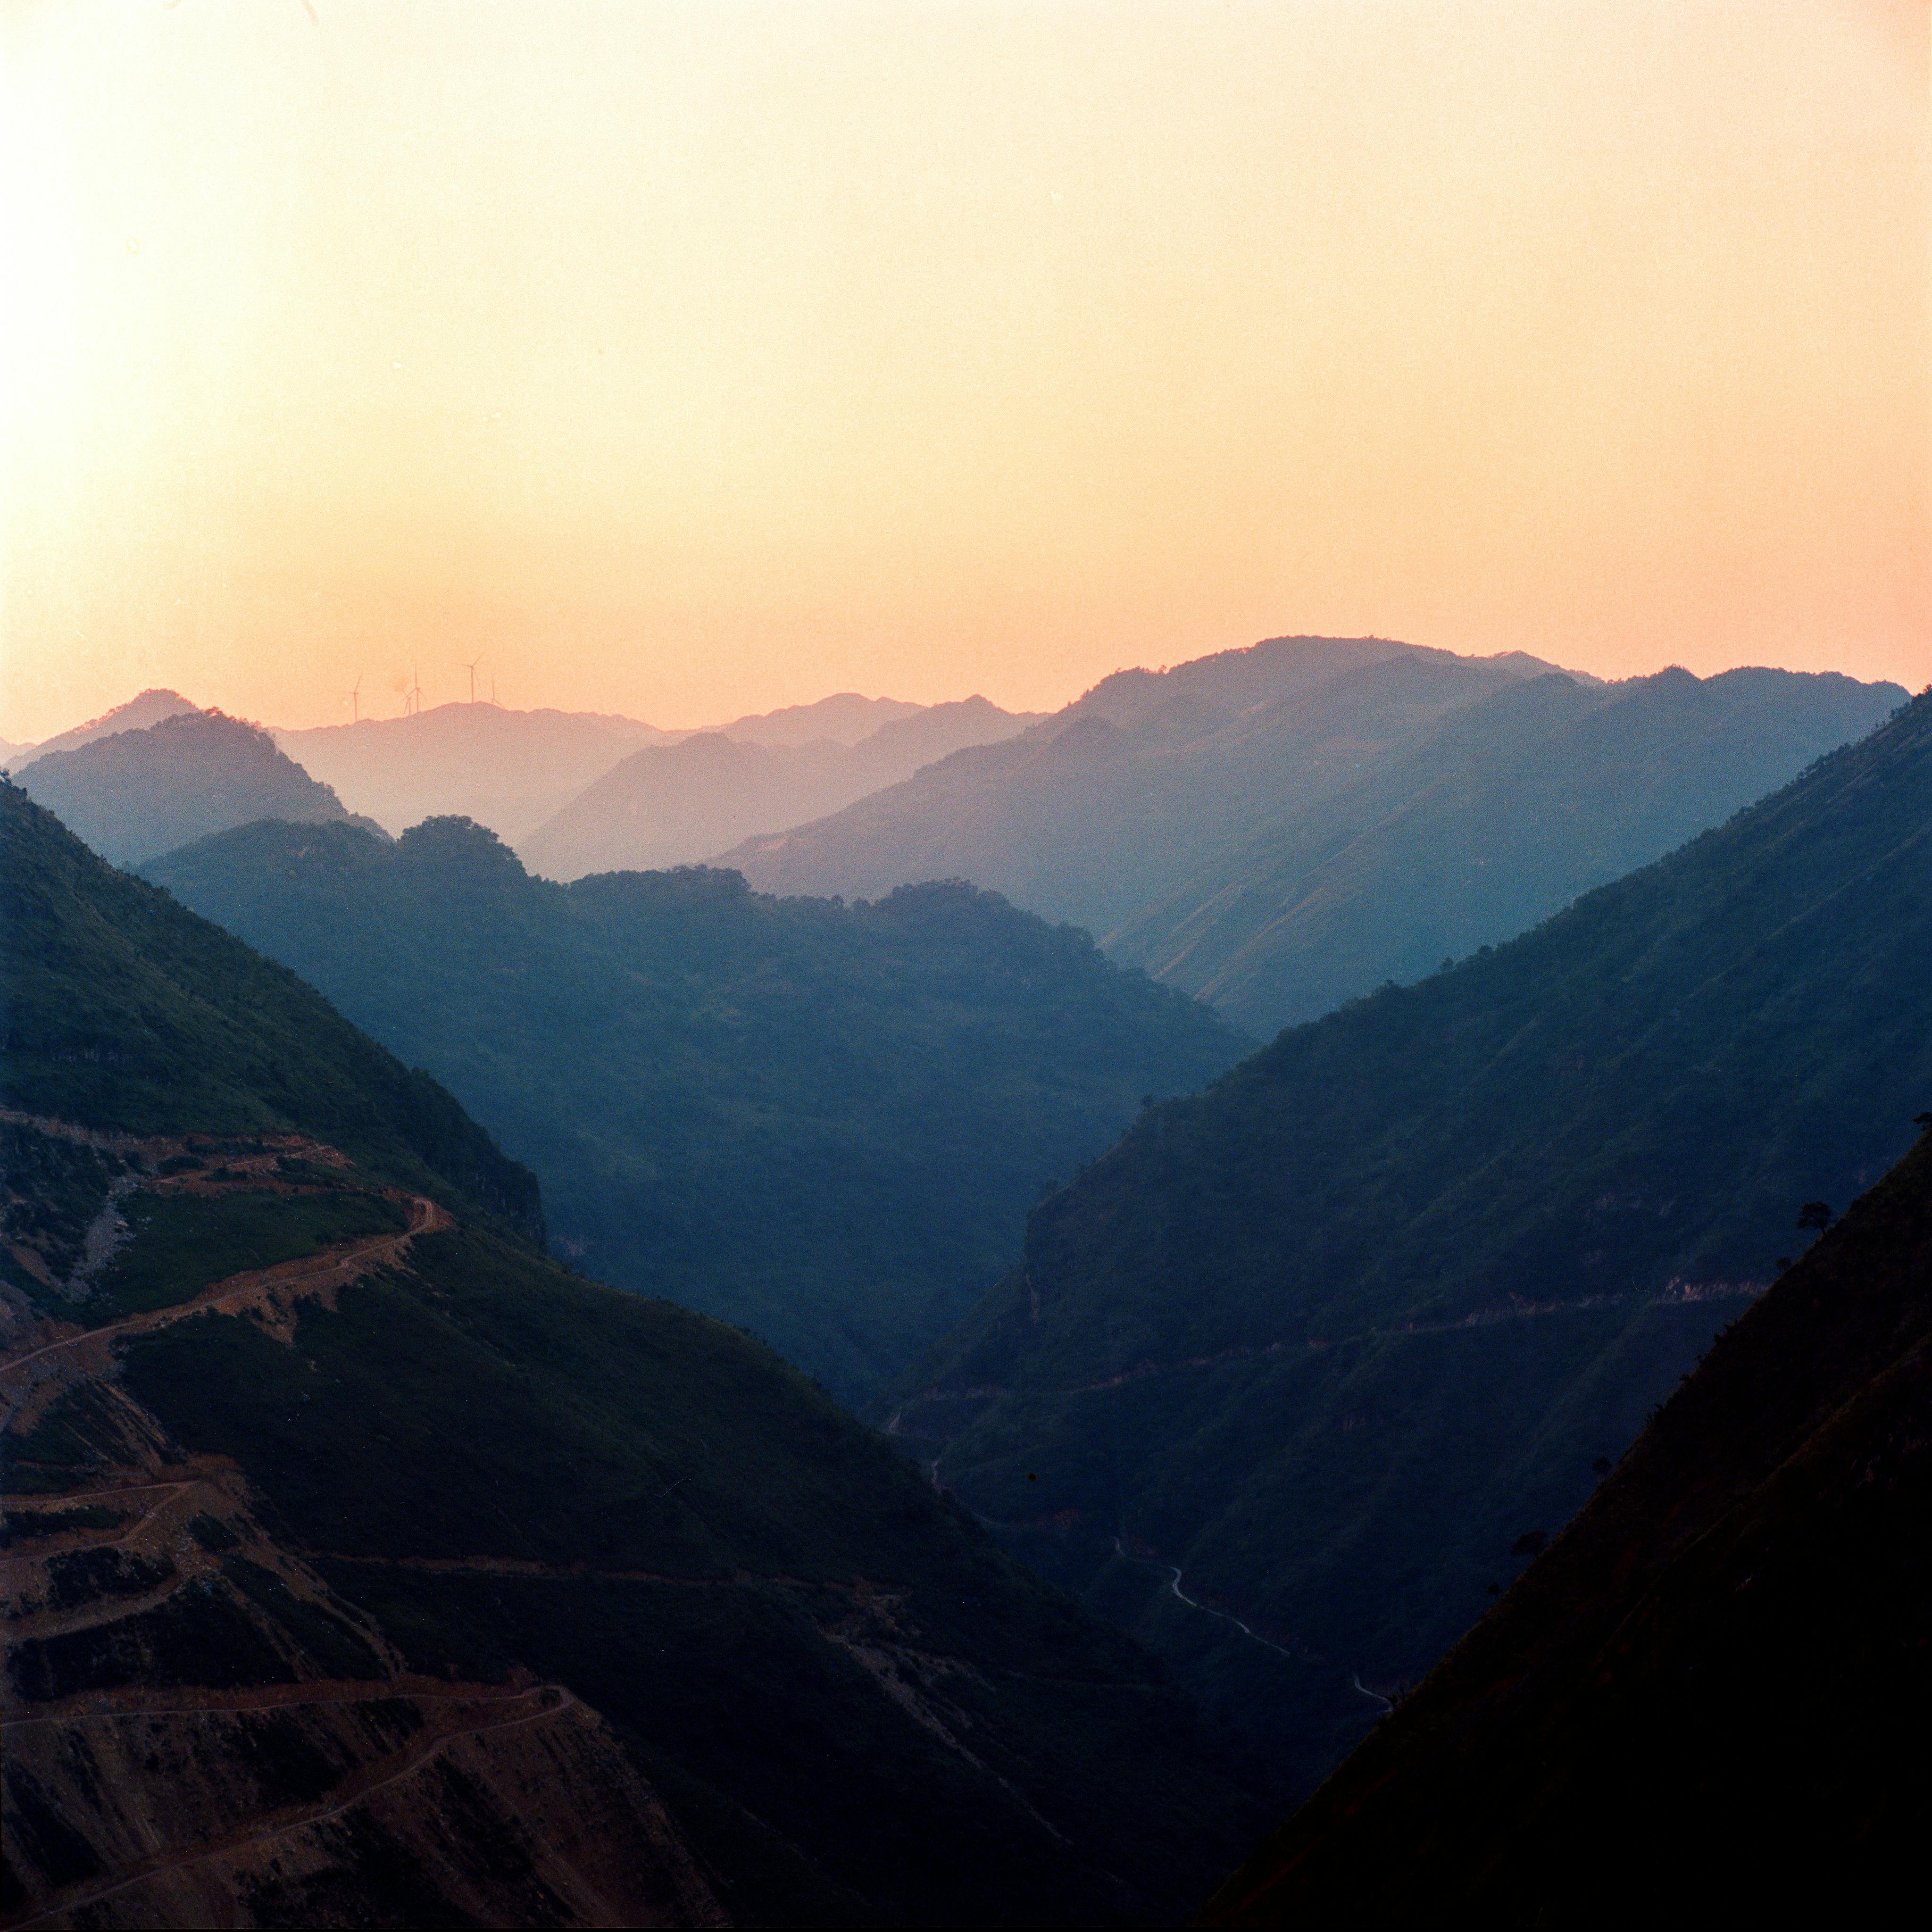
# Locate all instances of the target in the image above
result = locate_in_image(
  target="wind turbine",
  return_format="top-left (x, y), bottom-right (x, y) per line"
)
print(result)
top-left (406, 670), bottom-right (425, 717)
top-left (461, 656), bottom-right (482, 704)
top-left (348, 675), bottom-right (361, 724)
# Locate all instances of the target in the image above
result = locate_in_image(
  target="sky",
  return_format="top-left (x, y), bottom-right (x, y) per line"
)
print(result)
top-left (2, 0), bottom-right (1926, 742)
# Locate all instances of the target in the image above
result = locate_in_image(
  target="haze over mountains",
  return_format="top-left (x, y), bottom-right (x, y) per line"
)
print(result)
top-left (727, 638), bottom-right (1553, 934)
top-left (1109, 664), bottom-right (1903, 1035)
top-left (1, 779), bottom-right (1271, 1925)
top-left (274, 703), bottom-right (680, 846)
top-left (275, 690), bottom-right (1037, 855)
top-left (10, 637), bottom-right (1926, 1918)
top-left (724, 638), bottom-right (1903, 1034)
top-left (6, 688), bottom-right (200, 769)
top-left (893, 687), bottom-right (1932, 1780)
top-left (144, 819), bottom-right (1242, 1402)
top-left (521, 695), bottom-right (1039, 881)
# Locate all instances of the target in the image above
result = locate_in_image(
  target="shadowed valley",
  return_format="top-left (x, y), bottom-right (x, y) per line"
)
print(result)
top-left (1, 779), bottom-right (1272, 1926)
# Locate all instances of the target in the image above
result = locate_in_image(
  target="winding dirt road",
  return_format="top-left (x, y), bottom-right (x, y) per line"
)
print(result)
top-left (0, 1193), bottom-right (448, 1395)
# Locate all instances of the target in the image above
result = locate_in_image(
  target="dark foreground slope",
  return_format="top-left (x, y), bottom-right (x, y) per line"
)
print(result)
top-left (897, 688), bottom-right (1932, 1791)
top-left (143, 818), bottom-right (1244, 1403)
top-left (1, 781), bottom-right (1269, 1926)
top-left (17, 710), bottom-right (380, 867)
top-left (1207, 1128), bottom-right (1932, 1924)
top-left (1110, 665), bottom-right (1901, 1036)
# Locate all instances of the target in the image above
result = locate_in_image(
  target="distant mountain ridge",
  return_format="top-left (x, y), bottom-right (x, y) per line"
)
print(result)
top-left (273, 690), bottom-right (1033, 851)
top-left (8, 687), bottom-right (200, 769)
top-left (720, 638), bottom-right (1577, 938)
top-left (16, 709), bottom-right (379, 867)
top-left (521, 694), bottom-right (1040, 881)
top-left (713, 690), bottom-right (928, 746)
top-left (1110, 664), bottom-right (1905, 1034)
top-left (723, 642), bottom-right (1903, 1036)
top-left (274, 702), bottom-right (681, 844)
top-left (893, 685), bottom-right (1932, 1791)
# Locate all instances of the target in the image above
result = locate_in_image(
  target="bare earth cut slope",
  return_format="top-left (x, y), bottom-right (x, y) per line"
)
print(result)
top-left (1, 780), bottom-right (1271, 1927)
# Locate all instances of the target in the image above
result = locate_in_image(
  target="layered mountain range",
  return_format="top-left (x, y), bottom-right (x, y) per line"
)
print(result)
top-left (891, 686), bottom-right (1932, 1783)
top-left (726, 638), bottom-right (1557, 938)
top-left (10, 643), bottom-right (1924, 1918)
top-left (520, 696), bottom-right (1039, 881)
top-left (1108, 663), bottom-right (1903, 1035)
top-left (0, 780), bottom-right (1272, 1925)
top-left (275, 690), bottom-right (1036, 855)
top-left (724, 641), bottom-right (1902, 1035)
top-left (274, 703), bottom-right (681, 846)
top-left (142, 818), bottom-right (1243, 1403)
top-left (6, 689), bottom-right (200, 769)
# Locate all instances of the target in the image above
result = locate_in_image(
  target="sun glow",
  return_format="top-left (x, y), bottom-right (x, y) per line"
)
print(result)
top-left (2, 1), bottom-right (1925, 741)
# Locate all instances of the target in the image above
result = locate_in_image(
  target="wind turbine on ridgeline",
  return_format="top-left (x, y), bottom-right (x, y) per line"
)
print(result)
top-left (461, 656), bottom-right (483, 704)
top-left (348, 675), bottom-right (362, 724)
top-left (405, 670), bottom-right (425, 717)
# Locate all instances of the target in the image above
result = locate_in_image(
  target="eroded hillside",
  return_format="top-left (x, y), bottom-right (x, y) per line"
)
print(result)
top-left (1, 1116), bottom-right (720, 1927)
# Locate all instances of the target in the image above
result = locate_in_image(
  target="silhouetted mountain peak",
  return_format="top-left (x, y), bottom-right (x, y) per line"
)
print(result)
top-left (15, 687), bottom-right (201, 766)
top-left (16, 708), bottom-right (366, 866)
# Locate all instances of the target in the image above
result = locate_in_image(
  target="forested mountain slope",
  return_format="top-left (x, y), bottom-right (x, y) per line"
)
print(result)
top-left (1110, 665), bottom-right (1902, 1035)
top-left (17, 711), bottom-right (381, 868)
top-left (142, 818), bottom-right (1244, 1402)
top-left (1, 781), bottom-right (1270, 1926)
top-left (1206, 1127), bottom-right (1932, 1924)
top-left (722, 638), bottom-right (1562, 938)
top-left (521, 696), bottom-right (1037, 881)
top-left (894, 687), bottom-right (1932, 1791)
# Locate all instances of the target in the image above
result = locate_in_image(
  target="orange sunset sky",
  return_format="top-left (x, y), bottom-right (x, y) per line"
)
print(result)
top-left (2, 0), bottom-right (1926, 743)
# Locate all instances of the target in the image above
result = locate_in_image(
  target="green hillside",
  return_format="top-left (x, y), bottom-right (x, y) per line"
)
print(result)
top-left (1207, 1125), bottom-right (1932, 1923)
top-left (142, 816), bottom-right (1245, 1402)
top-left (1, 777), bottom-right (538, 1234)
top-left (895, 688), bottom-right (1932, 1788)
top-left (1, 781), bottom-right (1271, 1925)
